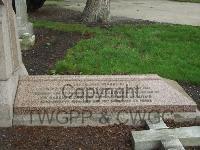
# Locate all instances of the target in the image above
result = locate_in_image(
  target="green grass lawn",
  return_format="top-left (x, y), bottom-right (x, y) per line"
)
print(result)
top-left (33, 20), bottom-right (200, 84)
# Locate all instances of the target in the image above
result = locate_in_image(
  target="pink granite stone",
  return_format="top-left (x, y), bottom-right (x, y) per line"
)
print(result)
top-left (14, 75), bottom-right (197, 115)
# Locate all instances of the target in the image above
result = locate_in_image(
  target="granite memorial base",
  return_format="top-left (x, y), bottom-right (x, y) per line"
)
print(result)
top-left (13, 75), bottom-right (197, 127)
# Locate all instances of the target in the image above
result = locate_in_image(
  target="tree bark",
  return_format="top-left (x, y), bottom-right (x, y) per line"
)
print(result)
top-left (82, 0), bottom-right (110, 23)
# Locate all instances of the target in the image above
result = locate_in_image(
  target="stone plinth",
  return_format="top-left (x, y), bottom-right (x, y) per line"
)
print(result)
top-left (13, 75), bottom-right (197, 126)
top-left (0, 0), bottom-right (28, 127)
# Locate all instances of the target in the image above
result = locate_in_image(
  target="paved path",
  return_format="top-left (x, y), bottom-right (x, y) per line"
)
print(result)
top-left (48, 0), bottom-right (200, 26)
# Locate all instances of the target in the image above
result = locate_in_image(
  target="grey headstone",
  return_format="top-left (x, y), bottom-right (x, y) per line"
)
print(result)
top-left (14, 0), bottom-right (35, 50)
top-left (0, 0), bottom-right (28, 127)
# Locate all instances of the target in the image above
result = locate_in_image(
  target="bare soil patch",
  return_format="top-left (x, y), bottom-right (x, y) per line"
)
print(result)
top-left (22, 28), bottom-right (82, 75)
top-left (0, 125), bottom-right (144, 150)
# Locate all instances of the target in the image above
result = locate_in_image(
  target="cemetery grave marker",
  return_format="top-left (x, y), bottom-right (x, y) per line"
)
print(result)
top-left (14, 0), bottom-right (35, 50)
top-left (0, 0), bottom-right (28, 127)
top-left (13, 75), bottom-right (197, 126)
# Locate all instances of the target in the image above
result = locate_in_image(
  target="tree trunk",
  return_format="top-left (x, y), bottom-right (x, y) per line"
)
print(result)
top-left (82, 0), bottom-right (110, 23)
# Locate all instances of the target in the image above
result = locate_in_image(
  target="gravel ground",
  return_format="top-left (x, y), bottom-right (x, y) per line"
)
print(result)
top-left (179, 82), bottom-right (200, 110)
top-left (0, 122), bottom-right (199, 150)
top-left (0, 125), bottom-right (144, 150)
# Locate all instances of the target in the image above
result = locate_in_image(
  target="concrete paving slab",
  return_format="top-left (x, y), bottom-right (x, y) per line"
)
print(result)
top-left (52, 0), bottom-right (200, 26)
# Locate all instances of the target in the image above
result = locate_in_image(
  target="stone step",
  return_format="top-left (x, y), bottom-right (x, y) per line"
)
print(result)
top-left (13, 75), bottom-right (197, 126)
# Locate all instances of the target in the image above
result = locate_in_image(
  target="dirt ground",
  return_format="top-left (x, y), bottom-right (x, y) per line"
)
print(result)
top-left (22, 28), bottom-right (82, 75)
top-left (179, 82), bottom-right (200, 110)
top-left (0, 122), bottom-right (199, 150)
top-left (4, 5), bottom-right (198, 150)
top-left (0, 125), bottom-right (144, 150)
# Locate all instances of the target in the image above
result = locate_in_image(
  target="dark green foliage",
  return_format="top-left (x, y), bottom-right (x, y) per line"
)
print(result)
top-left (26, 0), bottom-right (46, 12)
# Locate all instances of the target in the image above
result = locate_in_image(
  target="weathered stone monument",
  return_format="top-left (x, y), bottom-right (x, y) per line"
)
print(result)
top-left (14, 0), bottom-right (35, 50)
top-left (0, 0), bottom-right (28, 127)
